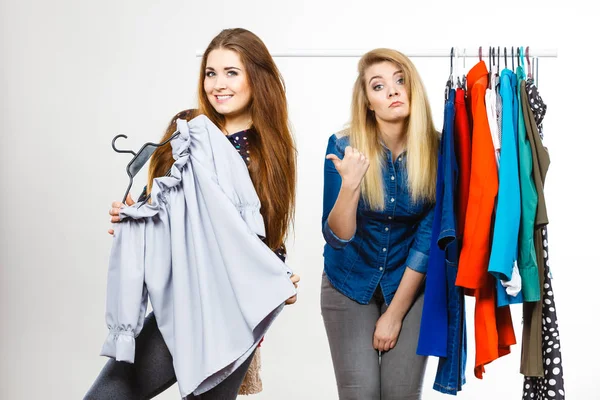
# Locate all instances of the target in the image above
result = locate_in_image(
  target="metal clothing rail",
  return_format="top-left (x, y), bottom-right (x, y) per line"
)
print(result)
top-left (195, 48), bottom-right (558, 58)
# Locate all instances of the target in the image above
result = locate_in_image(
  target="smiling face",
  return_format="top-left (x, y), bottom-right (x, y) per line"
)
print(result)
top-left (203, 48), bottom-right (252, 119)
top-left (364, 61), bottom-right (410, 123)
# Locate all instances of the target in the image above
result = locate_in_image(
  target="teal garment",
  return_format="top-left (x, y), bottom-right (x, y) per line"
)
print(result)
top-left (516, 66), bottom-right (540, 302)
top-left (488, 69), bottom-right (521, 290)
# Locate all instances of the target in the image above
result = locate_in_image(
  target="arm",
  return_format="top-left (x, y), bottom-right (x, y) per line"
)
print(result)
top-left (322, 136), bottom-right (370, 248)
top-left (373, 205), bottom-right (434, 351)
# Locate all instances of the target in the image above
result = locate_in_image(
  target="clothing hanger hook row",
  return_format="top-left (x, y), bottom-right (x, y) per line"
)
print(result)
top-left (112, 134), bottom-right (137, 156)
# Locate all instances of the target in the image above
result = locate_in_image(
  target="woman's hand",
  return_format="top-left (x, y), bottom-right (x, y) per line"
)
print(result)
top-left (326, 146), bottom-right (370, 190)
top-left (373, 310), bottom-right (402, 352)
top-left (285, 274), bottom-right (300, 305)
top-left (108, 194), bottom-right (134, 235)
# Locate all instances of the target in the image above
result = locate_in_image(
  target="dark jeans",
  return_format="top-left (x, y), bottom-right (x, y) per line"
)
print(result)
top-left (84, 312), bottom-right (253, 400)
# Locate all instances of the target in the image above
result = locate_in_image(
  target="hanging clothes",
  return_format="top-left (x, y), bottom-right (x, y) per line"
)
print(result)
top-left (520, 80), bottom-right (552, 378)
top-left (516, 66), bottom-right (541, 302)
top-left (455, 60), bottom-right (498, 291)
top-left (455, 61), bottom-right (516, 379)
top-left (418, 89), bottom-right (466, 395)
top-left (101, 115), bottom-right (296, 398)
top-left (488, 67), bottom-right (524, 307)
top-left (522, 228), bottom-right (565, 400)
top-left (526, 79), bottom-right (547, 138)
top-left (454, 87), bottom-right (471, 245)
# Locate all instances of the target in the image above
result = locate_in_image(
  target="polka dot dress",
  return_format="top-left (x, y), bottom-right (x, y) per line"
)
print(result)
top-left (522, 227), bottom-right (565, 400)
top-left (526, 79), bottom-right (547, 139)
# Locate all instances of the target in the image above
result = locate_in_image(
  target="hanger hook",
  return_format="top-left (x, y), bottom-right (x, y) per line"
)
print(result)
top-left (517, 47), bottom-right (521, 67)
top-left (497, 46), bottom-right (500, 68)
top-left (504, 47), bottom-right (507, 69)
top-left (478, 46), bottom-right (482, 62)
top-left (526, 46), bottom-right (531, 78)
top-left (112, 134), bottom-right (137, 156)
top-left (450, 47), bottom-right (454, 76)
top-left (511, 46), bottom-right (515, 71)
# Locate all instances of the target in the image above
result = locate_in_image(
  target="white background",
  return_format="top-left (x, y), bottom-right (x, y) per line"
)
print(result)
top-left (1, 0), bottom-right (597, 399)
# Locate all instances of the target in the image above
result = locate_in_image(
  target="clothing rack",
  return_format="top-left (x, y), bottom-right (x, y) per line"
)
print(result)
top-left (195, 48), bottom-right (558, 58)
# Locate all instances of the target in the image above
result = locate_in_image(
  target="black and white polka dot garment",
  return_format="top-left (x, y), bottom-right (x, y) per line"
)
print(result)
top-left (522, 227), bottom-right (565, 400)
top-left (226, 130), bottom-right (252, 164)
top-left (525, 79), bottom-right (547, 139)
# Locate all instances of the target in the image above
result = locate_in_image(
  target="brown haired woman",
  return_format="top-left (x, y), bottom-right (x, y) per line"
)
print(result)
top-left (85, 28), bottom-right (299, 400)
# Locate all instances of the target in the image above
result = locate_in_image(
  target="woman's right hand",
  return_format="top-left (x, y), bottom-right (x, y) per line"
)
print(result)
top-left (108, 194), bottom-right (134, 235)
top-left (326, 146), bottom-right (370, 190)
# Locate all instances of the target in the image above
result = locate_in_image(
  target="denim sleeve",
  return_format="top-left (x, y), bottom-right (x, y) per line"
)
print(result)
top-left (322, 134), bottom-right (354, 249)
top-left (406, 204), bottom-right (435, 274)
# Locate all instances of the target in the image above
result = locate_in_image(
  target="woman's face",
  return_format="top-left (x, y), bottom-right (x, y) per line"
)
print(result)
top-left (203, 48), bottom-right (252, 119)
top-left (364, 61), bottom-right (410, 123)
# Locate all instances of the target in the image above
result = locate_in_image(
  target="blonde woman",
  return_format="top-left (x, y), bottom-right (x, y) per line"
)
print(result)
top-left (321, 48), bottom-right (438, 400)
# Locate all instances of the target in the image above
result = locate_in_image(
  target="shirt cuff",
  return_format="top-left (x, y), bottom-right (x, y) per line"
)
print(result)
top-left (406, 248), bottom-right (429, 274)
top-left (322, 220), bottom-right (354, 250)
top-left (100, 330), bottom-right (136, 363)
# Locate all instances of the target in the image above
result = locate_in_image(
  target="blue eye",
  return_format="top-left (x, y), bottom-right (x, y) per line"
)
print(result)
top-left (373, 84), bottom-right (383, 91)
top-left (396, 77), bottom-right (405, 84)
top-left (227, 71), bottom-right (239, 76)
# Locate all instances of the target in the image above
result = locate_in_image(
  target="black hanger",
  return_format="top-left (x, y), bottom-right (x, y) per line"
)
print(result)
top-left (497, 46), bottom-right (501, 73)
top-left (445, 47), bottom-right (454, 100)
top-left (487, 46), bottom-right (491, 89)
top-left (459, 48), bottom-right (467, 91)
top-left (517, 47), bottom-right (521, 67)
top-left (526, 46), bottom-right (532, 78)
top-left (511, 46), bottom-right (515, 71)
top-left (478, 46), bottom-right (482, 62)
top-left (112, 131), bottom-right (181, 203)
top-left (504, 47), bottom-right (508, 69)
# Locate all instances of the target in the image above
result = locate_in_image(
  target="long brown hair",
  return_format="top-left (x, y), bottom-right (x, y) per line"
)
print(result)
top-left (350, 48), bottom-right (438, 209)
top-left (147, 29), bottom-right (296, 250)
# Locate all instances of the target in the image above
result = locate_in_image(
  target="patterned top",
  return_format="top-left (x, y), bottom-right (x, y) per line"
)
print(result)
top-left (525, 78), bottom-right (547, 138)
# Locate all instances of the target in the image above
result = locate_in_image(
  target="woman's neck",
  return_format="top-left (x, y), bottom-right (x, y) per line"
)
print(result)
top-left (377, 118), bottom-right (407, 160)
top-left (223, 112), bottom-right (252, 135)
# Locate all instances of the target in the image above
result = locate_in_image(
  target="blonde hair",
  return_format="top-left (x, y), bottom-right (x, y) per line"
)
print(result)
top-left (349, 48), bottom-right (438, 210)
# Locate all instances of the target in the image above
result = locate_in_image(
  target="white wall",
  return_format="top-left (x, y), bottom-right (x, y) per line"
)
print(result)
top-left (1, 0), bottom-right (597, 399)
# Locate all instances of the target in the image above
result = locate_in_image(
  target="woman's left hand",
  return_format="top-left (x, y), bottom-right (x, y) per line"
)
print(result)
top-left (285, 274), bottom-right (300, 305)
top-left (373, 311), bottom-right (402, 351)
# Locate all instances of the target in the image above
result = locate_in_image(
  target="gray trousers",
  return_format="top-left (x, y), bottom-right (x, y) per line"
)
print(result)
top-left (84, 312), bottom-right (253, 400)
top-left (321, 274), bottom-right (428, 400)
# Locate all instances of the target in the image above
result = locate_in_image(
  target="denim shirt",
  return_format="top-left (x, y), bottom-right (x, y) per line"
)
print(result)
top-left (322, 133), bottom-right (435, 305)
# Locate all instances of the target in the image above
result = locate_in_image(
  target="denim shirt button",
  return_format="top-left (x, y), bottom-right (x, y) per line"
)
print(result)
top-left (379, 267), bottom-right (383, 271)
